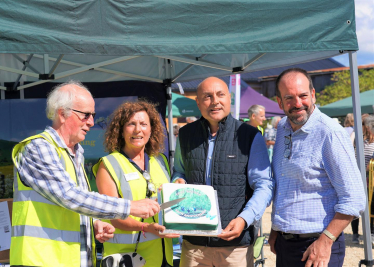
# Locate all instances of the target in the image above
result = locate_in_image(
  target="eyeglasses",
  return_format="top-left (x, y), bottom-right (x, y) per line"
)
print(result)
top-left (284, 133), bottom-right (292, 159)
top-left (143, 171), bottom-right (156, 198)
top-left (70, 109), bottom-right (96, 120)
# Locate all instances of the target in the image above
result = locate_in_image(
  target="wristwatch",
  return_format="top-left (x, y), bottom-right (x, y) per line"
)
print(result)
top-left (323, 229), bottom-right (337, 241)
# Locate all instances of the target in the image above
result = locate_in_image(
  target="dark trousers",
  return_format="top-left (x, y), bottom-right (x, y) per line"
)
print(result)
top-left (351, 217), bottom-right (374, 234)
top-left (275, 232), bottom-right (345, 267)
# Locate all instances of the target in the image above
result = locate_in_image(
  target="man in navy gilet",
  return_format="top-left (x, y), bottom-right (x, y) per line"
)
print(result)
top-left (172, 77), bottom-right (273, 267)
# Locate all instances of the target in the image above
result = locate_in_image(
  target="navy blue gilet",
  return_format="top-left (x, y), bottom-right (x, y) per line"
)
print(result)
top-left (179, 114), bottom-right (259, 247)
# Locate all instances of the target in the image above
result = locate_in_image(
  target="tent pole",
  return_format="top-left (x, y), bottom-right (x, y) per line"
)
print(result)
top-left (43, 54), bottom-right (49, 74)
top-left (165, 59), bottom-right (175, 170)
top-left (12, 54), bottom-right (34, 90)
top-left (349, 51), bottom-right (373, 265)
top-left (1, 82), bottom-right (4, 99)
top-left (167, 86), bottom-right (174, 169)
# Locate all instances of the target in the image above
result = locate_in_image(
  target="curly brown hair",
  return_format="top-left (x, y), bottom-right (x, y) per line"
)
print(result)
top-left (104, 100), bottom-right (165, 156)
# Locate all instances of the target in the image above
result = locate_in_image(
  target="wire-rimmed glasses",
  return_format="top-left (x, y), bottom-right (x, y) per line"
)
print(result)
top-left (284, 133), bottom-right (292, 159)
top-left (143, 171), bottom-right (156, 198)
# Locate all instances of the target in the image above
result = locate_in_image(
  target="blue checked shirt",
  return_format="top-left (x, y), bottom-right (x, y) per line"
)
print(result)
top-left (271, 107), bottom-right (366, 234)
top-left (15, 126), bottom-right (131, 267)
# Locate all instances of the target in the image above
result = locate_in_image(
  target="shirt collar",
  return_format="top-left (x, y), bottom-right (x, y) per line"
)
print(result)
top-left (45, 126), bottom-right (84, 155)
top-left (284, 105), bottom-right (320, 134)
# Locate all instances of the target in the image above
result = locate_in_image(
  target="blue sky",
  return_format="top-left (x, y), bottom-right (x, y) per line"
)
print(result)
top-left (333, 0), bottom-right (374, 66)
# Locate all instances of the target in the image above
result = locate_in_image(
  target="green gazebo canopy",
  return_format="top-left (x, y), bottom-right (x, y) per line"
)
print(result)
top-left (319, 90), bottom-right (374, 117)
top-left (166, 93), bottom-right (201, 118)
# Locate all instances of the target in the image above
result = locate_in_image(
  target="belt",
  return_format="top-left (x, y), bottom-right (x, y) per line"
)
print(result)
top-left (278, 231), bottom-right (321, 240)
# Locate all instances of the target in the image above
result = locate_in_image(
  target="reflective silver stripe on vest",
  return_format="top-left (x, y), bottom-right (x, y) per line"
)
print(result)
top-left (12, 225), bottom-right (80, 243)
top-left (14, 190), bottom-right (57, 206)
top-left (107, 231), bottom-right (159, 244)
top-left (106, 154), bottom-right (133, 201)
top-left (155, 155), bottom-right (170, 182)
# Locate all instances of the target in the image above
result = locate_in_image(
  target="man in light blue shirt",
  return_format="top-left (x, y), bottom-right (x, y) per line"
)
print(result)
top-left (172, 77), bottom-right (273, 267)
top-left (269, 68), bottom-right (366, 267)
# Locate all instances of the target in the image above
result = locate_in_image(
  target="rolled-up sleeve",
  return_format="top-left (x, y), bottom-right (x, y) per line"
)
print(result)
top-left (323, 131), bottom-right (366, 217)
top-left (238, 133), bottom-right (274, 227)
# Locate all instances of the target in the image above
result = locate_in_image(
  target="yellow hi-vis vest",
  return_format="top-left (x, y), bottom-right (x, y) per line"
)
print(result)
top-left (11, 131), bottom-right (96, 267)
top-left (257, 126), bottom-right (264, 136)
top-left (93, 151), bottom-right (173, 267)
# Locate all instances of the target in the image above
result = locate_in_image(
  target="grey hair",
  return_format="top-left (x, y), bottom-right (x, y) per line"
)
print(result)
top-left (248, 105), bottom-right (265, 118)
top-left (271, 116), bottom-right (281, 127)
top-left (364, 115), bottom-right (374, 135)
top-left (46, 81), bottom-right (91, 121)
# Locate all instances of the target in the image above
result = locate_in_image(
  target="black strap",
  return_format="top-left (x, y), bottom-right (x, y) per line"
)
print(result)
top-left (134, 218), bottom-right (144, 253)
top-left (119, 150), bottom-right (150, 174)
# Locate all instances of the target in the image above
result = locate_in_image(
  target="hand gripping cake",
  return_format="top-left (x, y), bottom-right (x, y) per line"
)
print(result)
top-left (161, 183), bottom-right (218, 230)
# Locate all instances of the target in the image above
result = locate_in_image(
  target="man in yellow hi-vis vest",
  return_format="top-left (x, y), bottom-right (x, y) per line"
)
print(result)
top-left (11, 81), bottom-right (160, 267)
top-left (247, 105), bottom-right (266, 135)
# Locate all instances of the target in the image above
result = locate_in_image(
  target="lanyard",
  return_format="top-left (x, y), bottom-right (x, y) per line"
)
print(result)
top-left (120, 150), bottom-right (150, 174)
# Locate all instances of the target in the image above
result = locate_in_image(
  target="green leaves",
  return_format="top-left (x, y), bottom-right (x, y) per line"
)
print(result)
top-left (317, 69), bottom-right (374, 106)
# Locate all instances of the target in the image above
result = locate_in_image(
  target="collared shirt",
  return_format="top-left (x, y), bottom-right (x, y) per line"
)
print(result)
top-left (271, 107), bottom-right (366, 234)
top-left (172, 130), bottom-right (273, 227)
top-left (15, 126), bottom-right (131, 267)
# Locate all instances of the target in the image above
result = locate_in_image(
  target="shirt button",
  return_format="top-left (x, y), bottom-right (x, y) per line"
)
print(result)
top-left (209, 157), bottom-right (211, 159)
top-left (209, 175), bottom-right (211, 177)
top-left (282, 174), bottom-right (284, 176)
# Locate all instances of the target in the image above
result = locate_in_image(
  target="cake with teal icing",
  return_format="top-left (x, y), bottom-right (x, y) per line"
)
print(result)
top-left (161, 184), bottom-right (218, 230)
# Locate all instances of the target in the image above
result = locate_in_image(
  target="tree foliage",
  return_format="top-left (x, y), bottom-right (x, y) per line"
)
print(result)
top-left (316, 69), bottom-right (374, 106)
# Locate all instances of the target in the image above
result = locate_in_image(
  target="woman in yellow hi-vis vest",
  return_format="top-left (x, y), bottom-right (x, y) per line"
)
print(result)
top-left (93, 100), bottom-right (178, 267)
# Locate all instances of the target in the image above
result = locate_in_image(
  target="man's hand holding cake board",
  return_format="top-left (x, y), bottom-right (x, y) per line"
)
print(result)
top-left (158, 183), bottom-right (222, 236)
top-left (217, 217), bottom-right (246, 241)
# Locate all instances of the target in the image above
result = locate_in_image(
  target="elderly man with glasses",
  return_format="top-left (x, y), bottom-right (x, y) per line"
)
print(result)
top-left (268, 68), bottom-right (366, 267)
top-left (11, 81), bottom-right (160, 267)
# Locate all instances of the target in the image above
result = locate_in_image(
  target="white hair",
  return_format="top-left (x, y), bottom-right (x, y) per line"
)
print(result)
top-left (186, 116), bottom-right (197, 123)
top-left (46, 81), bottom-right (91, 122)
top-left (247, 105), bottom-right (265, 118)
top-left (271, 116), bottom-right (281, 127)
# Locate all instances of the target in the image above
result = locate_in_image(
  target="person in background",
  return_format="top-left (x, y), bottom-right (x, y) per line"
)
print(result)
top-left (173, 124), bottom-right (180, 150)
top-left (350, 113), bottom-right (370, 145)
top-left (173, 77), bottom-right (273, 267)
top-left (264, 116), bottom-right (281, 161)
top-left (351, 115), bottom-right (374, 244)
top-left (186, 116), bottom-right (198, 124)
top-left (11, 82), bottom-right (160, 267)
top-left (268, 68), bottom-right (366, 267)
top-left (247, 105), bottom-right (266, 135)
top-left (344, 113), bottom-right (354, 136)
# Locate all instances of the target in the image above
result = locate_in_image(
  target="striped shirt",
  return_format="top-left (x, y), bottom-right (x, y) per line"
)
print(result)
top-left (271, 107), bottom-right (366, 234)
top-left (363, 140), bottom-right (374, 169)
top-left (15, 126), bottom-right (131, 267)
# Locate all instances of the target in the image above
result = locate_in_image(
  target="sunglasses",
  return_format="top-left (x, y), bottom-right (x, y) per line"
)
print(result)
top-left (284, 133), bottom-right (292, 159)
top-left (143, 171), bottom-right (156, 198)
top-left (70, 108), bottom-right (96, 120)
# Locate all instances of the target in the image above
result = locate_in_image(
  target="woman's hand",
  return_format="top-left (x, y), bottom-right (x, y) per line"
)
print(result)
top-left (144, 223), bottom-right (180, 239)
